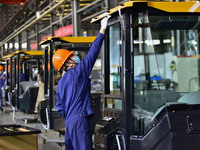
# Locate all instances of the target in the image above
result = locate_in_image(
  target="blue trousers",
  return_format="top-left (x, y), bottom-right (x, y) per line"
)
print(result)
top-left (65, 117), bottom-right (92, 150)
top-left (0, 87), bottom-right (3, 108)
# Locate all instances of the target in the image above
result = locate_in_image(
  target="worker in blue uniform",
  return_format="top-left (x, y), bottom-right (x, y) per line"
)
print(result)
top-left (19, 66), bottom-right (29, 82)
top-left (52, 16), bottom-right (110, 150)
top-left (0, 65), bottom-right (6, 110)
top-left (20, 72), bottom-right (29, 82)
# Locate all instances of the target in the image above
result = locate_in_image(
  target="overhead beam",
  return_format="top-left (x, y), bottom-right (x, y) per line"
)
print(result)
top-left (0, 0), bottom-right (65, 47)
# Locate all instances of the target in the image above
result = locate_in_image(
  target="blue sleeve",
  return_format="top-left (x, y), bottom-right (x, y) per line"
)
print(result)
top-left (56, 91), bottom-right (65, 118)
top-left (0, 74), bottom-right (6, 87)
top-left (2, 74), bottom-right (5, 85)
top-left (77, 33), bottom-right (105, 77)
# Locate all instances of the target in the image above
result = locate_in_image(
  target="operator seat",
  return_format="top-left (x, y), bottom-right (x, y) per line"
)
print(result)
top-left (18, 81), bottom-right (39, 113)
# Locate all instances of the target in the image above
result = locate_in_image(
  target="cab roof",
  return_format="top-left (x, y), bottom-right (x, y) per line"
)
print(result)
top-left (39, 36), bottom-right (96, 45)
top-left (3, 51), bottom-right (44, 59)
top-left (91, 1), bottom-right (200, 23)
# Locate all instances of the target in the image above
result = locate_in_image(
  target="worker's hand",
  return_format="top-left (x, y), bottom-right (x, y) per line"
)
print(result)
top-left (100, 15), bottom-right (111, 34)
top-left (0, 76), bottom-right (5, 79)
top-left (101, 15), bottom-right (111, 30)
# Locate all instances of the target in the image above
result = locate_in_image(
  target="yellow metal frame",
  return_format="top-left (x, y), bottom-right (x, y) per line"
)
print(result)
top-left (23, 51), bottom-right (44, 56)
top-left (2, 50), bottom-right (44, 59)
top-left (0, 58), bottom-right (5, 62)
top-left (39, 36), bottom-right (97, 45)
top-left (91, 1), bottom-right (200, 23)
top-left (147, 1), bottom-right (200, 13)
top-left (3, 54), bottom-right (12, 59)
top-left (13, 51), bottom-right (44, 56)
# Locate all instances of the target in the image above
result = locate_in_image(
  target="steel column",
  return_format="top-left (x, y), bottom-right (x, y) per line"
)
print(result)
top-left (72, 0), bottom-right (78, 36)
top-left (50, 10), bottom-right (57, 36)
top-left (26, 29), bottom-right (31, 51)
top-left (123, 9), bottom-right (132, 150)
top-left (14, 58), bottom-right (16, 88)
top-left (7, 43), bottom-right (10, 55)
top-left (49, 40), bottom-right (54, 129)
top-left (17, 53), bottom-right (20, 109)
top-left (44, 47), bottom-right (48, 95)
top-left (18, 34), bottom-right (22, 51)
top-left (36, 21), bottom-right (42, 50)
top-left (12, 40), bottom-right (15, 53)
top-left (6, 59), bottom-right (9, 86)
top-left (10, 57), bottom-right (13, 93)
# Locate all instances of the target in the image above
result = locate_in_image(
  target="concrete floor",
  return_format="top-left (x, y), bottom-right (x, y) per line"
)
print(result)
top-left (0, 106), bottom-right (64, 150)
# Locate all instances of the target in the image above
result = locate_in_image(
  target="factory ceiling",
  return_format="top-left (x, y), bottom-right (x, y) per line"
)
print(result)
top-left (0, 0), bottom-right (127, 54)
top-left (0, 0), bottom-right (107, 42)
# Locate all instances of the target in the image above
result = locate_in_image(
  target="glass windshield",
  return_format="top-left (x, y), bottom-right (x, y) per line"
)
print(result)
top-left (109, 23), bottom-right (122, 95)
top-left (132, 14), bottom-right (199, 135)
top-left (104, 23), bottom-right (122, 110)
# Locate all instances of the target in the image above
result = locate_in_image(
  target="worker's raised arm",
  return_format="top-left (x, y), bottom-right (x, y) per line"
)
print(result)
top-left (78, 16), bottom-right (111, 77)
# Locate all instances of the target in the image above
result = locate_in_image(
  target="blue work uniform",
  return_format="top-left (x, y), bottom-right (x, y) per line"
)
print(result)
top-left (20, 73), bottom-right (29, 82)
top-left (0, 73), bottom-right (6, 108)
top-left (56, 33), bottom-right (105, 150)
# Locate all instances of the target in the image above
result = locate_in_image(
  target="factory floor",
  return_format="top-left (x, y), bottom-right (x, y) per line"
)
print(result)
top-left (0, 106), bottom-right (64, 150)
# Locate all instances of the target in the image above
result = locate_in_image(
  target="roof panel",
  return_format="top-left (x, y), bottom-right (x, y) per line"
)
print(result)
top-left (91, 1), bottom-right (200, 23)
top-left (39, 36), bottom-right (96, 45)
top-left (2, 50), bottom-right (44, 59)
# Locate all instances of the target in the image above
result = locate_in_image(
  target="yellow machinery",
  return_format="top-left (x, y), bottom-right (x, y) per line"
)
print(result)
top-left (92, 1), bottom-right (200, 150)
top-left (3, 51), bottom-right (44, 118)
top-left (0, 124), bottom-right (40, 150)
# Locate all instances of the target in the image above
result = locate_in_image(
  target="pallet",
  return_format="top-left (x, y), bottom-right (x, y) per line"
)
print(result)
top-left (40, 130), bottom-right (65, 144)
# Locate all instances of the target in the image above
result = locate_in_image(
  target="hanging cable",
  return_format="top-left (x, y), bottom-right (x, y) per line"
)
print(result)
top-left (118, 6), bottom-right (125, 31)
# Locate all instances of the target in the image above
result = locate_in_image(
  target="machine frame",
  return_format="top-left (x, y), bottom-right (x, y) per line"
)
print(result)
top-left (3, 51), bottom-right (44, 115)
top-left (92, 1), bottom-right (200, 149)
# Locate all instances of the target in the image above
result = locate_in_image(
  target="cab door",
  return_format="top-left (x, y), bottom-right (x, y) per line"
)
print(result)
top-left (103, 10), bottom-right (132, 149)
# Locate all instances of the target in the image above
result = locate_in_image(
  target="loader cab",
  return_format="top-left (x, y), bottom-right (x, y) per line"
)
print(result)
top-left (3, 51), bottom-right (43, 113)
top-left (92, 1), bottom-right (200, 150)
